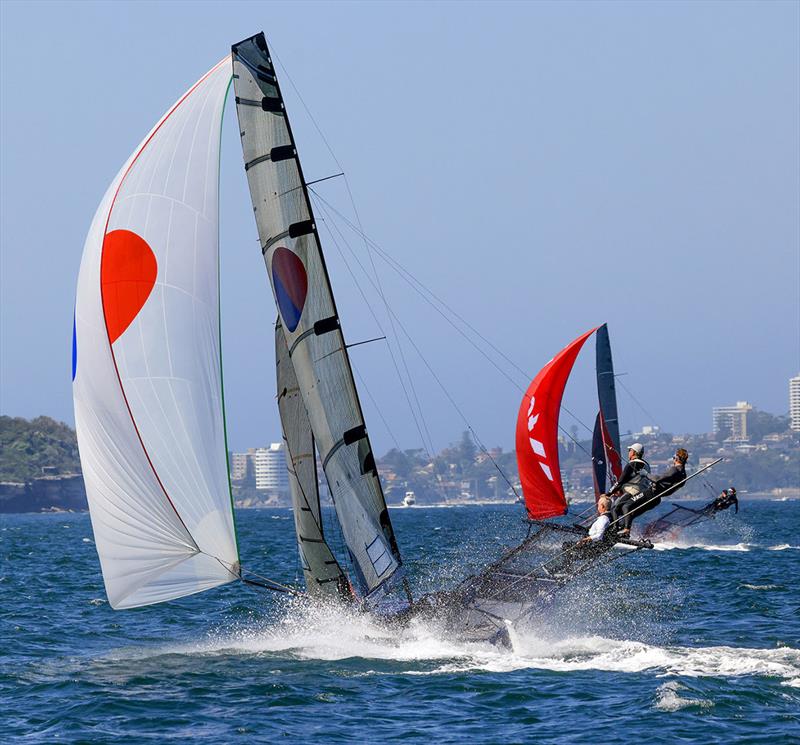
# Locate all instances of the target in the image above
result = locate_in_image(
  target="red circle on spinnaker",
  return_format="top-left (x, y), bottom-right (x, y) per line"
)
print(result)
top-left (101, 229), bottom-right (158, 344)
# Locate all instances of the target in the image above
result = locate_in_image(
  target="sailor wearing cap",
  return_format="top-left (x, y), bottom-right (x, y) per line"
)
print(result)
top-left (607, 443), bottom-right (651, 501)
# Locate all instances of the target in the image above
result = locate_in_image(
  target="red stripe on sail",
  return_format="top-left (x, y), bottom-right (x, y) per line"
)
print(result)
top-left (515, 328), bottom-right (597, 520)
top-left (601, 410), bottom-right (623, 483)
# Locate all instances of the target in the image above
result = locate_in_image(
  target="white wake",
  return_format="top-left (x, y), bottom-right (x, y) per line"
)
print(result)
top-left (119, 603), bottom-right (800, 687)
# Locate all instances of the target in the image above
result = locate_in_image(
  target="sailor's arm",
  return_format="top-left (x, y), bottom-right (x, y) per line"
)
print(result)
top-left (608, 463), bottom-right (634, 494)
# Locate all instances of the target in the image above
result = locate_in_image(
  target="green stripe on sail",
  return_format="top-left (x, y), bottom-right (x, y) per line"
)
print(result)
top-left (217, 72), bottom-right (240, 562)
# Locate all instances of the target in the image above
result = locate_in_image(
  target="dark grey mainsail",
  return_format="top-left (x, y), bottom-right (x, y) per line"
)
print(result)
top-left (276, 319), bottom-right (348, 598)
top-left (232, 33), bottom-right (401, 594)
top-left (595, 323), bottom-right (621, 467)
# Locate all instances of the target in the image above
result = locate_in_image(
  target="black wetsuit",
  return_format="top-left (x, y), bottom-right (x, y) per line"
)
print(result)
top-left (615, 462), bottom-right (687, 531)
top-left (709, 493), bottom-right (739, 514)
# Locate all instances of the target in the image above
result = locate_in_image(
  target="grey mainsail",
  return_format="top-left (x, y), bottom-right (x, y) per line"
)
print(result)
top-left (232, 33), bottom-right (401, 594)
top-left (276, 319), bottom-right (348, 598)
top-left (595, 323), bottom-right (621, 476)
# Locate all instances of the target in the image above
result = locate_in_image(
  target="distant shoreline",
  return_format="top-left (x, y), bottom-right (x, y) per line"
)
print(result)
top-left (3, 489), bottom-right (796, 516)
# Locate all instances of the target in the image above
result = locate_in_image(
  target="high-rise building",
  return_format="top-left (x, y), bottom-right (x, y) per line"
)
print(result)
top-left (791, 375), bottom-right (800, 431)
top-left (253, 443), bottom-right (289, 492)
top-left (712, 401), bottom-right (752, 442)
top-left (229, 451), bottom-right (251, 482)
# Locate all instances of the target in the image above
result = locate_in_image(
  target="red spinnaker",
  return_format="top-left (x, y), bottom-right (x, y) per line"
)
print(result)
top-left (516, 328), bottom-right (597, 519)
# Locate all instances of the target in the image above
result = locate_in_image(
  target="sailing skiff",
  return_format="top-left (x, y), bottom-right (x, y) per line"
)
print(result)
top-left (73, 33), bottom-right (710, 638)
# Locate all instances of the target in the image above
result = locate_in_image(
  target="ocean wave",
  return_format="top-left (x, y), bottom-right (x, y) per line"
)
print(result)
top-left (652, 541), bottom-right (753, 552)
top-left (654, 681), bottom-right (713, 711)
top-left (650, 540), bottom-right (799, 552)
top-left (108, 604), bottom-right (800, 684)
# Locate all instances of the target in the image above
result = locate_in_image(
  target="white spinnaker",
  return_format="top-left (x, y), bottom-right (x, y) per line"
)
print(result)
top-left (232, 34), bottom-right (401, 594)
top-left (72, 58), bottom-right (238, 609)
top-left (276, 320), bottom-right (347, 598)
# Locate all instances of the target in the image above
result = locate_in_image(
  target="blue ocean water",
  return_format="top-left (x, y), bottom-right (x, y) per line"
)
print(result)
top-left (2, 501), bottom-right (799, 743)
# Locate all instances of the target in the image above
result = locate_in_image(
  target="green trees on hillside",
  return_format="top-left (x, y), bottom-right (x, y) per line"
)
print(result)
top-left (0, 416), bottom-right (81, 482)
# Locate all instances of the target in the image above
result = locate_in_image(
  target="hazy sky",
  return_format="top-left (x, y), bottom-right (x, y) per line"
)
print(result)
top-left (1, 0), bottom-right (798, 454)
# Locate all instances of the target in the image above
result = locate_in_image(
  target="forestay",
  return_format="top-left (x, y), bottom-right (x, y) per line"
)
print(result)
top-left (72, 58), bottom-right (239, 609)
top-left (276, 319), bottom-right (348, 598)
top-left (232, 33), bottom-right (401, 594)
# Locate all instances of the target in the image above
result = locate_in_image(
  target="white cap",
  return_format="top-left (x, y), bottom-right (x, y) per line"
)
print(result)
top-left (628, 443), bottom-right (644, 456)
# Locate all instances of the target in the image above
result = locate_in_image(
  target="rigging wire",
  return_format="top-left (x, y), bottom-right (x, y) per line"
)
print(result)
top-left (314, 194), bottom-right (522, 499)
top-left (270, 39), bottom-right (439, 459)
top-left (616, 376), bottom-right (660, 427)
top-left (272, 39), bottom-right (606, 486)
top-left (352, 366), bottom-right (402, 452)
top-left (616, 376), bottom-right (719, 496)
top-left (314, 208), bottom-right (436, 459)
top-left (313, 205), bottom-right (438, 458)
top-left (310, 189), bottom-right (600, 447)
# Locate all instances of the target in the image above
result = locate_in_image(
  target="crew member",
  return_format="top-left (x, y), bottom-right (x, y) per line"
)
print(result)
top-left (579, 495), bottom-right (613, 547)
top-left (712, 486), bottom-right (739, 513)
top-left (615, 449), bottom-right (689, 536)
top-left (608, 443), bottom-right (651, 499)
top-left (550, 497), bottom-right (613, 573)
top-left (609, 443), bottom-right (651, 534)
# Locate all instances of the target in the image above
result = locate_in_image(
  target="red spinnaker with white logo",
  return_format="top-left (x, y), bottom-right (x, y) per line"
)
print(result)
top-left (516, 328), bottom-right (598, 519)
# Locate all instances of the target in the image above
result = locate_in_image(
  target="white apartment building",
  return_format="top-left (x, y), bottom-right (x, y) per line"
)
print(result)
top-left (253, 443), bottom-right (289, 492)
top-left (791, 375), bottom-right (800, 432)
top-left (712, 401), bottom-right (752, 442)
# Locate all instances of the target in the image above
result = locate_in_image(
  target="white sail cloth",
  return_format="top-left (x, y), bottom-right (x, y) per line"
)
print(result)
top-left (232, 34), bottom-right (401, 594)
top-left (72, 58), bottom-right (238, 609)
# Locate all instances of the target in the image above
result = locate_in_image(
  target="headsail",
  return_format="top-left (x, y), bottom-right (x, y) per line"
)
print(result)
top-left (232, 33), bottom-right (401, 594)
top-left (595, 323), bottom-right (622, 488)
top-left (516, 328), bottom-right (597, 519)
top-left (276, 319), bottom-right (349, 599)
top-left (72, 58), bottom-right (238, 609)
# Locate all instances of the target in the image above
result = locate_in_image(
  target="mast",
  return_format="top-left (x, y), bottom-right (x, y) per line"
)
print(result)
top-left (232, 33), bottom-right (402, 595)
top-left (275, 319), bottom-right (349, 599)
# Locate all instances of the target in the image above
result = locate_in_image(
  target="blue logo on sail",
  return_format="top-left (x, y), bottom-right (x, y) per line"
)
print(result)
top-left (272, 247), bottom-right (308, 332)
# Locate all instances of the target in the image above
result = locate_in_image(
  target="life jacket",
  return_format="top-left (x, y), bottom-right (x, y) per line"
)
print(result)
top-left (622, 458), bottom-right (651, 497)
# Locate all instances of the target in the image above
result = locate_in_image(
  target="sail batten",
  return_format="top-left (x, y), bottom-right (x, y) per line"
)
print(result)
top-left (276, 319), bottom-right (348, 598)
top-left (73, 58), bottom-right (238, 609)
top-left (232, 33), bottom-right (401, 594)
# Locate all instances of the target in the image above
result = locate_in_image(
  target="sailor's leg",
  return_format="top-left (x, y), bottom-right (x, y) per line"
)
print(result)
top-left (620, 499), bottom-right (636, 531)
top-left (627, 493), bottom-right (661, 528)
top-left (612, 494), bottom-right (632, 526)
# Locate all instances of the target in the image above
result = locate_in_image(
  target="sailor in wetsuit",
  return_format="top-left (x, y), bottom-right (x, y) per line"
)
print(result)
top-left (608, 443), bottom-right (651, 536)
top-left (709, 486), bottom-right (739, 514)
top-left (614, 448), bottom-right (689, 536)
